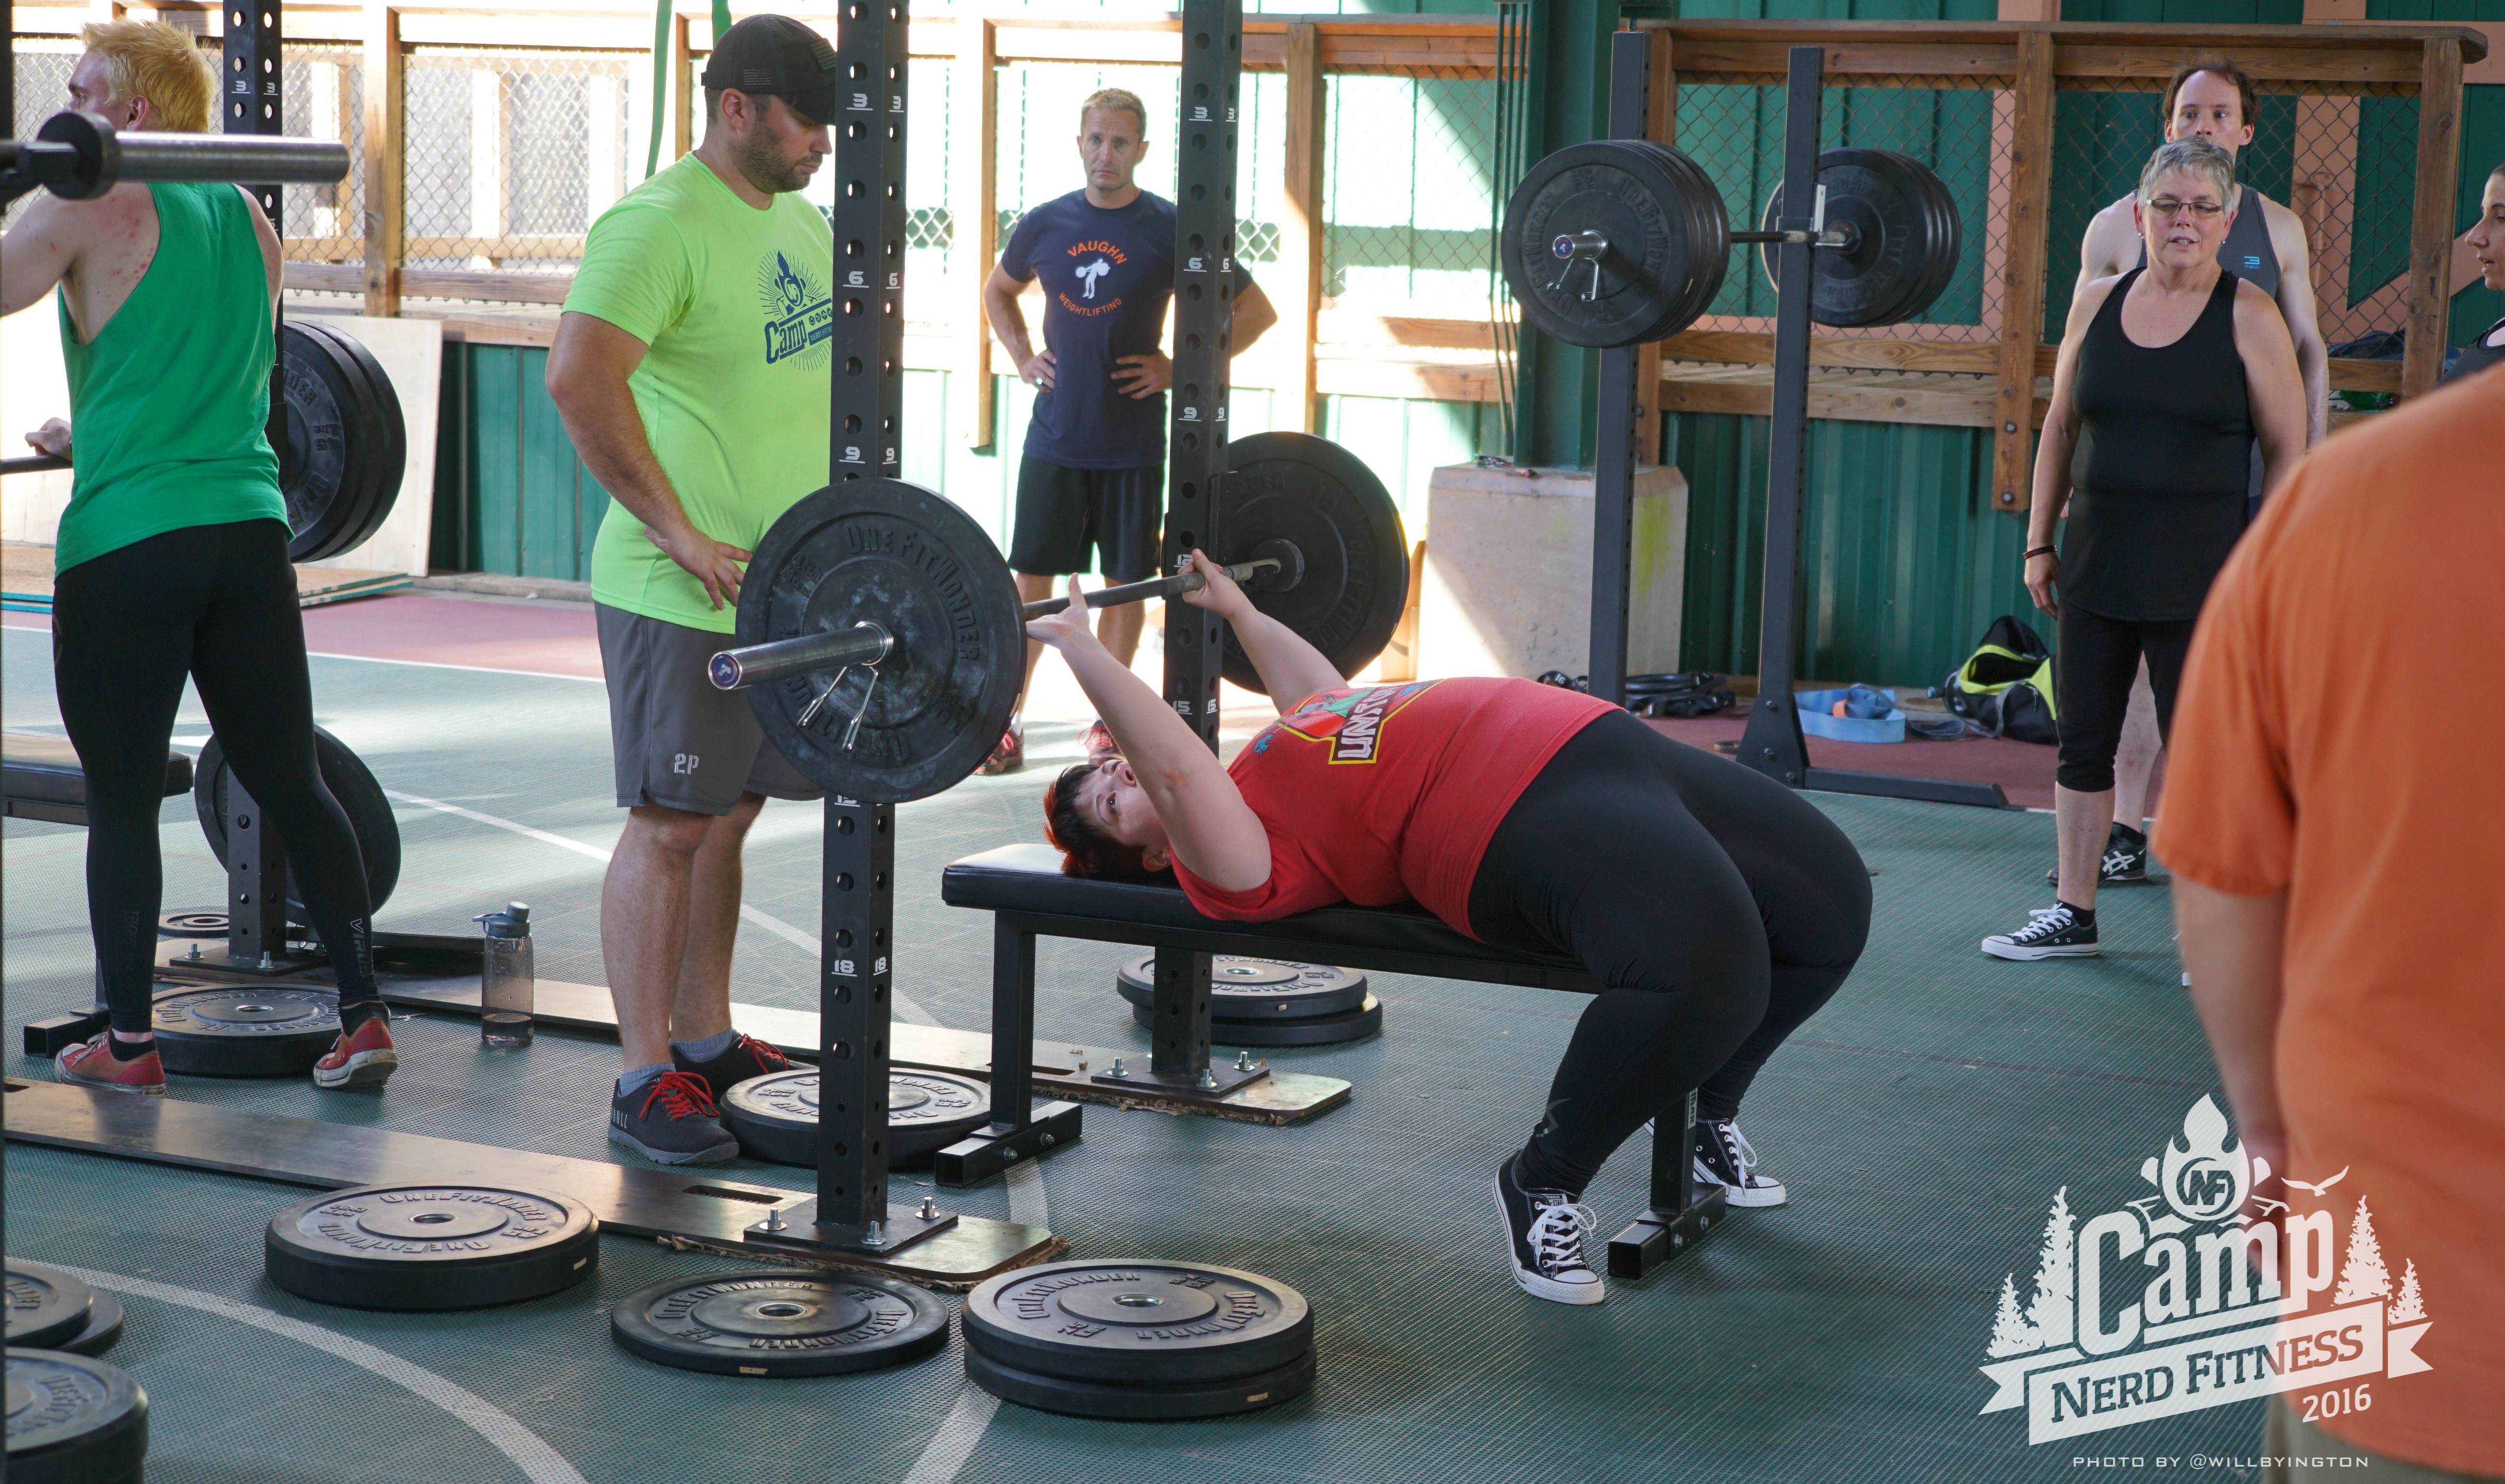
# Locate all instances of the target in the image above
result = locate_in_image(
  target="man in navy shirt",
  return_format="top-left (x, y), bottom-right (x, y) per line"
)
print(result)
top-left (978, 87), bottom-right (1276, 773)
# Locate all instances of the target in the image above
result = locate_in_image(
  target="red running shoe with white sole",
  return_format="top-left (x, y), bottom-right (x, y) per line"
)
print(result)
top-left (55, 1034), bottom-right (167, 1096)
top-left (1079, 717), bottom-right (1119, 760)
top-left (313, 1012), bottom-right (399, 1090)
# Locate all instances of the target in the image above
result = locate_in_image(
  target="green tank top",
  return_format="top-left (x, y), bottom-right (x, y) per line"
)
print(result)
top-left (55, 182), bottom-right (284, 573)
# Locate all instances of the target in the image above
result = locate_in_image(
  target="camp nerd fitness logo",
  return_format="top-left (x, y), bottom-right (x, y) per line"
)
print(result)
top-left (758, 250), bottom-right (833, 366)
top-left (1977, 1097), bottom-right (2435, 1445)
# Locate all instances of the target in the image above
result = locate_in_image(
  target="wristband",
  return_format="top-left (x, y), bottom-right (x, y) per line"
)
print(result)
top-left (2024, 545), bottom-right (2056, 561)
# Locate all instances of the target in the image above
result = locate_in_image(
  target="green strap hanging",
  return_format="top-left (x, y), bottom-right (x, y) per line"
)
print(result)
top-left (645, 1), bottom-right (736, 178)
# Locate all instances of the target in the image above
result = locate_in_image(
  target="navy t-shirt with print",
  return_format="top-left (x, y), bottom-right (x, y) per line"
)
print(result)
top-left (1000, 189), bottom-right (1251, 470)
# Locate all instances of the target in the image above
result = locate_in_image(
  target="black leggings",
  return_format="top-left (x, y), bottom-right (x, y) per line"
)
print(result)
top-left (52, 519), bottom-right (378, 1034)
top-left (2053, 603), bottom-right (2195, 793)
top-left (1469, 712), bottom-right (1871, 1197)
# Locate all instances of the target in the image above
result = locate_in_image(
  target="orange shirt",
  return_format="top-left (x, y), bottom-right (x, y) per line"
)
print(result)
top-left (2157, 368), bottom-right (2505, 1473)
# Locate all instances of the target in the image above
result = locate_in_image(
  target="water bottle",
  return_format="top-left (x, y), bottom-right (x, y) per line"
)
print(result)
top-left (477, 902), bottom-right (535, 1048)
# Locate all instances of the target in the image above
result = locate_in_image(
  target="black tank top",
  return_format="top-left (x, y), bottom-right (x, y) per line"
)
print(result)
top-left (2439, 315), bottom-right (2505, 386)
top-left (2063, 267), bottom-right (2253, 622)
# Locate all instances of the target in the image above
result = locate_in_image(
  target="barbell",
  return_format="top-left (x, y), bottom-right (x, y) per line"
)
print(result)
top-left (0, 111), bottom-right (349, 207)
top-left (1500, 139), bottom-right (1963, 350)
top-left (710, 431), bottom-right (1410, 805)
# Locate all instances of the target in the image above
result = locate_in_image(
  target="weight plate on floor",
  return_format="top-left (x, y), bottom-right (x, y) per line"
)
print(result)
top-left (4, 1266), bottom-right (92, 1351)
top-left (157, 910), bottom-right (230, 938)
top-left (264, 1183), bottom-right (599, 1310)
top-left (964, 1335), bottom-right (1314, 1421)
top-left (193, 723), bottom-right (403, 925)
top-left (737, 478), bottom-right (1024, 804)
top-left (279, 320), bottom-right (404, 564)
top-left (610, 1269), bottom-right (948, 1377)
top-left (151, 984), bottom-right (341, 1076)
top-left (1501, 138), bottom-right (1728, 349)
top-left (961, 1259), bottom-right (1313, 1385)
top-left (56, 1294), bottom-right (122, 1360)
top-left (1217, 432), bottom-right (1409, 695)
top-left (1756, 149), bottom-right (1963, 329)
top-left (4, 1349), bottom-right (148, 1484)
top-left (1135, 993), bottom-right (1383, 1048)
top-left (720, 1068), bottom-right (990, 1170)
top-left (1114, 955), bottom-right (1368, 1020)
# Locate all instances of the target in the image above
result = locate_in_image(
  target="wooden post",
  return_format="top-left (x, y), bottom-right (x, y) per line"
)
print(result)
top-left (1633, 27), bottom-right (1673, 459)
top-left (2401, 36), bottom-right (2462, 401)
top-left (1990, 29), bottom-right (2055, 513)
top-left (361, 2), bottom-right (403, 317)
top-left (953, 13), bottom-right (999, 449)
top-left (670, 13), bottom-right (695, 162)
top-left (1277, 20), bottom-right (1325, 433)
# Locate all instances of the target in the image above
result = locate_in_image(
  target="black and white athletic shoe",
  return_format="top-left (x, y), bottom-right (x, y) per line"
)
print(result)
top-left (1492, 1157), bottom-right (1604, 1306)
top-left (1692, 1118), bottom-right (1787, 1207)
top-left (2043, 822), bottom-right (2149, 886)
top-left (1980, 902), bottom-right (2099, 960)
top-left (609, 1071), bottom-right (739, 1165)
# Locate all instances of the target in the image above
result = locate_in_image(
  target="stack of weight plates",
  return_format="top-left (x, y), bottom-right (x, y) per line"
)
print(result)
top-left (279, 320), bottom-right (406, 564)
top-left (960, 1259), bottom-right (1315, 1420)
top-left (4, 1264), bottom-right (123, 1358)
top-left (5, 1348), bottom-right (147, 1484)
top-left (1116, 955), bottom-right (1381, 1047)
top-left (264, 1183), bottom-right (600, 1310)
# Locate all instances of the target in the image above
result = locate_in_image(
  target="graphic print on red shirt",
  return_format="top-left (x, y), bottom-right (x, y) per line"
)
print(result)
top-left (1172, 677), bottom-right (1614, 934)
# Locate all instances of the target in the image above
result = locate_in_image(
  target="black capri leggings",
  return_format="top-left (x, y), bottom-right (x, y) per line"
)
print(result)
top-left (1469, 711), bottom-right (1871, 1197)
top-left (52, 519), bottom-right (379, 1034)
top-left (2053, 603), bottom-right (2196, 794)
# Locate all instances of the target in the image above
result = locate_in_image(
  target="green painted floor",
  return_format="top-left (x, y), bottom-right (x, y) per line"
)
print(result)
top-left (3, 620), bottom-right (2270, 1483)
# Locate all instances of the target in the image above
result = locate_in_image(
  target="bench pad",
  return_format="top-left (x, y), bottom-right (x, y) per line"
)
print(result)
top-left (2, 733), bottom-right (193, 808)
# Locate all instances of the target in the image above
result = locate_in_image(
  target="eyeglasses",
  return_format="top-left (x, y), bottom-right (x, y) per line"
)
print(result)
top-left (2144, 197), bottom-right (2225, 220)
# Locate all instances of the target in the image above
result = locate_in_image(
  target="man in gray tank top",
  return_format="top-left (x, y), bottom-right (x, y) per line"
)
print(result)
top-left (2053, 56), bottom-right (2329, 893)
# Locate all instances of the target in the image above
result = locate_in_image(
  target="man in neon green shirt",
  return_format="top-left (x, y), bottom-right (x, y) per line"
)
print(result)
top-left (547, 14), bottom-right (835, 1164)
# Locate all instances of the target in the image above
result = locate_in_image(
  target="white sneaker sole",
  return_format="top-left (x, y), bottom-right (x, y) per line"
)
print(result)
top-left (609, 1119), bottom-right (739, 1166)
top-left (1694, 1161), bottom-right (1788, 1206)
top-left (1980, 937), bottom-right (2099, 961)
top-left (1490, 1173), bottom-right (1604, 1306)
top-left (313, 1047), bottom-right (398, 1090)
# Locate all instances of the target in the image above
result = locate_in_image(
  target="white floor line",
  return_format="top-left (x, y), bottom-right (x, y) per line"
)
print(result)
top-left (897, 1163), bottom-right (1048, 1484)
top-left (59, 1267), bottom-right (590, 1484)
top-left (307, 649), bottom-right (603, 684)
top-left (382, 788), bottom-right (936, 1027)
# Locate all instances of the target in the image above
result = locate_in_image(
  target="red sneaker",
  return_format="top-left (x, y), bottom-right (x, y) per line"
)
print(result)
top-left (313, 1011), bottom-right (398, 1090)
top-left (1079, 717), bottom-right (1119, 760)
top-left (977, 715), bottom-right (1024, 775)
top-left (55, 1034), bottom-right (167, 1096)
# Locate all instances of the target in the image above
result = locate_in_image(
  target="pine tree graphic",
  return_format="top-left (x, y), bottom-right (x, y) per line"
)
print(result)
top-left (2389, 1260), bottom-right (2427, 1324)
top-left (2023, 1187), bottom-right (2076, 1347)
top-left (2332, 1196), bottom-right (2392, 1305)
top-left (1987, 1273), bottom-right (2041, 1357)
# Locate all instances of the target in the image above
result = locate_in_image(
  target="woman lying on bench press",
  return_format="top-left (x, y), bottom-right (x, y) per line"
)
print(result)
top-left (1028, 554), bottom-right (1872, 1305)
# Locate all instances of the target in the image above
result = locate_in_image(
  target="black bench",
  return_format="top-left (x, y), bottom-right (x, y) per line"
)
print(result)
top-left (940, 843), bottom-right (1726, 1277)
top-left (2, 733), bottom-right (191, 827)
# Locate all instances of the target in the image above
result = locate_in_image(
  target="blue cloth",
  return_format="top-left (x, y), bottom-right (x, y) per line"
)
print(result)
top-left (1000, 190), bottom-right (1253, 470)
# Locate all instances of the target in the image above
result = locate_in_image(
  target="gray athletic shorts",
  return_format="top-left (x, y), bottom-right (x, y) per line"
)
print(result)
top-left (595, 603), bottom-right (820, 815)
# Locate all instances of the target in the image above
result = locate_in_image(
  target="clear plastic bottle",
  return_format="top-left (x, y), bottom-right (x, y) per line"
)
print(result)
top-left (478, 902), bottom-right (534, 1047)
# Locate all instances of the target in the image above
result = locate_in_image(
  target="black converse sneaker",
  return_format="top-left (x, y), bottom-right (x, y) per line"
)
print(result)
top-left (1492, 1157), bottom-right (1604, 1306)
top-left (2043, 822), bottom-right (2150, 886)
top-left (1692, 1118), bottom-right (1787, 1207)
top-left (1980, 902), bottom-right (2099, 960)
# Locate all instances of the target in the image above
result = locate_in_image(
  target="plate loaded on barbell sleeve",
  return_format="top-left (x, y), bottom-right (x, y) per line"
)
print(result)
top-left (280, 321), bottom-right (406, 563)
top-left (1753, 149), bottom-right (1963, 329)
top-left (1218, 432), bottom-right (1408, 695)
top-left (1500, 138), bottom-right (1729, 351)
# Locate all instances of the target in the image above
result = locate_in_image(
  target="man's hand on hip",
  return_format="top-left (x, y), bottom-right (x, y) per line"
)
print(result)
top-left (1112, 352), bottom-right (1172, 399)
top-left (643, 523), bottom-right (752, 611)
top-left (1018, 349), bottom-right (1057, 392)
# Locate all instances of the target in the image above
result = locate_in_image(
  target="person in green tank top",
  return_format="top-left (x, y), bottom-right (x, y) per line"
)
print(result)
top-left (2, 20), bottom-right (397, 1096)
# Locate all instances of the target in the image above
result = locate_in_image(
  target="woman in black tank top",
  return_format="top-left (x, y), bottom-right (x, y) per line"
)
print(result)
top-left (1981, 137), bottom-right (2306, 967)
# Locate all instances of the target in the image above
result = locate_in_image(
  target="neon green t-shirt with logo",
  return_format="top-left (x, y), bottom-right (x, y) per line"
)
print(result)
top-left (568, 153), bottom-right (832, 633)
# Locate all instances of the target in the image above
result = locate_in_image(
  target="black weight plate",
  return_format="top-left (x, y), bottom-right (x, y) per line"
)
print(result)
top-left (152, 984), bottom-right (341, 1076)
top-left (284, 322), bottom-right (391, 561)
top-left (1503, 139), bottom-right (1719, 349)
top-left (4, 1266), bottom-right (92, 1351)
top-left (4, 1349), bottom-right (148, 1484)
top-left (1757, 149), bottom-right (1963, 329)
top-left (611, 1269), bottom-right (948, 1377)
top-left (278, 321), bottom-right (387, 563)
top-left (1638, 141), bottom-right (1732, 337)
top-left (738, 479), bottom-right (1024, 804)
top-left (265, 1183), bottom-right (599, 1310)
top-left (964, 1337), bottom-right (1314, 1422)
top-left (1114, 955), bottom-right (1369, 1020)
top-left (157, 910), bottom-right (230, 938)
top-left (57, 1294), bottom-right (123, 1359)
top-left (194, 723), bottom-right (402, 925)
top-left (295, 322), bottom-right (406, 556)
top-left (719, 1068), bottom-right (991, 1170)
top-left (1135, 993), bottom-right (1384, 1048)
top-left (962, 1259), bottom-right (1312, 1385)
top-left (1216, 432), bottom-right (1408, 695)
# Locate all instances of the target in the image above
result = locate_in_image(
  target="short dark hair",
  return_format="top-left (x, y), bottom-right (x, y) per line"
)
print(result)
top-left (1042, 765), bottom-right (1166, 883)
top-left (2162, 57), bottom-right (2257, 133)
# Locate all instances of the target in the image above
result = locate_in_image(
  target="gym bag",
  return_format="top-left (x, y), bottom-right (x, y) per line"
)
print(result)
top-left (1933, 615), bottom-right (2059, 745)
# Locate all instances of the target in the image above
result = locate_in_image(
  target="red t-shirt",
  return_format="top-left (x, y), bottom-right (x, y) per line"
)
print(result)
top-left (1172, 677), bottom-right (1614, 935)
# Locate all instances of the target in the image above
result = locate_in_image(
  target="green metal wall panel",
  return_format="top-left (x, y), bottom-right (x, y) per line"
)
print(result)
top-left (433, 343), bottom-right (611, 582)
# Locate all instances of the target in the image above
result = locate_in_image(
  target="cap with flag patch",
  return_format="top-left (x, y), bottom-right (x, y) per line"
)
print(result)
top-left (699, 15), bottom-right (841, 126)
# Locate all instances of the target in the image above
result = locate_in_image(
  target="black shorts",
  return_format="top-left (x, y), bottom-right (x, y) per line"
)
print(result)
top-left (1008, 458), bottom-right (1162, 582)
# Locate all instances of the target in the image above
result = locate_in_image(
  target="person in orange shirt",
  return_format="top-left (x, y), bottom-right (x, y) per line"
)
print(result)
top-left (2159, 363), bottom-right (2505, 1479)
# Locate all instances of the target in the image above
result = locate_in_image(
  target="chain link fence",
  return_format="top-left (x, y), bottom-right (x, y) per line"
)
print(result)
top-left (5, 40), bottom-right (80, 232)
top-left (1324, 69), bottom-right (1504, 317)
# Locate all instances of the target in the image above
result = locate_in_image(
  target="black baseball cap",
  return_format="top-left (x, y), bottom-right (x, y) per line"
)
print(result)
top-left (701, 15), bottom-right (841, 126)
